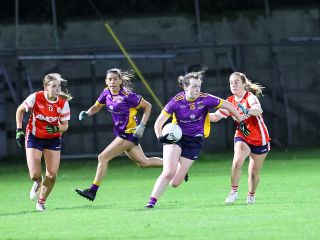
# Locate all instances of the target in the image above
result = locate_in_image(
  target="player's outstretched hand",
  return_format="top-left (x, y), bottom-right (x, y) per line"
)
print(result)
top-left (79, 111), bottom-right (88, 121)
top-left (46, 126), bottom-right (60, 134)
top-left (239, 121), bottom-right (250, 137)
top-left (158, 134), bottom-right (176, 144)
top-left (16, 128), bottom-right (25, 148)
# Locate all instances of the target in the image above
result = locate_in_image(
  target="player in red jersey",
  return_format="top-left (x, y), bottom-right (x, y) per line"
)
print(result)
top-left (16, 73), bottom-right (72, 211)
top-left (210, 72), bottom-right (270, 204)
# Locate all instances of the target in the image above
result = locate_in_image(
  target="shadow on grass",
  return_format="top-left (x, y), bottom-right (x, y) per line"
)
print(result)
top-left (0, 210), bottom-right (36, 217)
top-left (130, 203), bottom-right (230, 211)
top-left (128, 199), bottom-right (320, 212)
top-left (53, 204), bottom-right (113, 211)
top-left (0, 204), bottom-right (112, 217)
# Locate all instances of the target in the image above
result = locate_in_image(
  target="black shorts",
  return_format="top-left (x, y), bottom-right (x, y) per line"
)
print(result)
top-left (234, 137), bottom-right (270, 155)
top-left (176, 135), bottom-right (204, 160)
top-left (26, 132), bottom-right (61, 151)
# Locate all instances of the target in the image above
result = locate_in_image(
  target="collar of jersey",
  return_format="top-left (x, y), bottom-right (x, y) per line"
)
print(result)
top-left (107, 87), bottom-right (122, 96)
top-left (234, 91), bottom-right (247, 102)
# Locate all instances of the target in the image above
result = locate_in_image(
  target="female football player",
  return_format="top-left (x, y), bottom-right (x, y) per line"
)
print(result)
top-left (15, 73), bottom-right (72, 211)
top-left (145, 68), bottom-right (249, 208)
top-left (210, 72), bottom-right (270, 204)
top-left (75, 68), bottom-right (163, 201)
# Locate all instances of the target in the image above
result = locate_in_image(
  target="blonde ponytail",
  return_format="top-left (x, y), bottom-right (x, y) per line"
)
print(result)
top-left (232, 72), bottom-right (264, 97)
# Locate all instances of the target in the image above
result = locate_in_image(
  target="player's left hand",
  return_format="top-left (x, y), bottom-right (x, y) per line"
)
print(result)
top-left (46, 125), bottom-right (60, 134)
top-left (239, 121), bottom-right (250, 137)
top-left (133, 123), bottom-right (146, 138)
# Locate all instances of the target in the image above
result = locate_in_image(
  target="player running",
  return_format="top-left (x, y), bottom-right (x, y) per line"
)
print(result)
top-left (145, 68), bottom-right (249, 208)
top-left (210, 72), bottom-right (270, 204)
top-left (16, 73), bottom-right (72, 211)
top-left (75, 68), bottom-right (162, 201)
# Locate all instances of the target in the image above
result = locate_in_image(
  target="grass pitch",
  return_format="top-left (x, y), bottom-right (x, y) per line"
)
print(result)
top-left (0, 148), bottom-right (319, 239)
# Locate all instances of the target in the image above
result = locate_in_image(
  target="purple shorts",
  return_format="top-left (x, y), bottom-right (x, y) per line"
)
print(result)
top-left (234, 137), bottom-right (270, 155)
top-left (116, 131), bottom-right (139, 145)
top-left (176, 135), bottom-right (204, 160)
top-left (26, 132), bottom-right (62, 151)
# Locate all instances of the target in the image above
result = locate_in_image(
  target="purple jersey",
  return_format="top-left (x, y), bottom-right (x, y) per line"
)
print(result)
top-left (96, 87), bottom-right (142, 135)
top-left (163, 91), bottom-right (223, 138)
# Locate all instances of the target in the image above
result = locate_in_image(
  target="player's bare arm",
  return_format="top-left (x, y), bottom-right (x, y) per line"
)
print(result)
top-left (154, 113), bottom-right (169, 138)
top-left (209, 112), bottom-right (222, 122)
top-left (58, 120), bottom-right (69, 132)
top-left (16, 103), bottom-right (27, 128)
top-left (221, 101), bottom-right (242, 122)
top-left (87, 103), bottom-right (104, 116)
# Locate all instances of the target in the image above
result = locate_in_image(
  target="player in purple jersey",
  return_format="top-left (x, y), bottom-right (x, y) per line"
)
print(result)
top-left (75, 68), bottom-right (163, 201)
top-left (145, 68), bottom-right (249, 208)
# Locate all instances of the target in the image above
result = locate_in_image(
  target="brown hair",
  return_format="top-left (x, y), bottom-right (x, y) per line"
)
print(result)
top-left (177, 67), bottom-right (207, 89)
top-left (106, 68), bottom-right (134, 92)
top-left (43, 73), bottom-right (72, 101)
top-left (231, 72), bottom-right (264, 97)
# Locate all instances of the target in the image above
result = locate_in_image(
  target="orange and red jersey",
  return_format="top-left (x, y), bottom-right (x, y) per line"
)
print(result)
top-left (216, 91), bottom-right (270, 146)
top-left (24, 91), bottom-right (70, 139)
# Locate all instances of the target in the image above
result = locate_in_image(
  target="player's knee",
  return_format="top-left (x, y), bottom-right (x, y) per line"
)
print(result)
top-left (170, 180), bottom-right (181, 188)
top-left (162, 170), bottom-right (176, 181)
top-left (135, 158), bottom-right (149, 168)
top-left (136, 162), bottom-right (148, 168)
top-left (98, 154), bottom-right (110, 163)
top-left (97, 154), bottom-right (104, 163)
top-left (45, 173), bottom-right (57, 181)
top-left (140, 157), bottom-right (157, 168)
top-left (233, 160), bottom-right (243, 170)
top-left (249, 171), bottom-right (259, 179)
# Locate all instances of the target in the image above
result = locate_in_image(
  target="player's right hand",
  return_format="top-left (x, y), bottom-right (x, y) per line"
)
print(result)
top-left (239, 121), bottom-right (250, 137)
top-left (157, 134), bottom-right (176, 144)
top-left (79, 111), bottom-right (88, 120)
top-left (16, 128), bottom-right (25, 148)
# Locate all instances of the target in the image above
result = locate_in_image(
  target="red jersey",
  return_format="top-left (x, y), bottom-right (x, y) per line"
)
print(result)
top-left (24, 91), bottom-right (70, 139)
top-left (217, 91), bottom-right (270, 146)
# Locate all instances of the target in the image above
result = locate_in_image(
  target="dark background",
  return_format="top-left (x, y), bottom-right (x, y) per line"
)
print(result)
top-left (1, 0), bottom-right (319, 21)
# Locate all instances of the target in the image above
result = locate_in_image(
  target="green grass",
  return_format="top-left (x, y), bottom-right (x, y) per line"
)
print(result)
top-left (0, 148), bottom-right (319, 239)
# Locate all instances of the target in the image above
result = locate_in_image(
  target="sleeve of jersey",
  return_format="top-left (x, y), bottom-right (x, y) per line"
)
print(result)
top-left (95, 90), bottom-right (107, 105)
top-left (162, 99), bottom-right (174, 117)
top-left (23, 93), bottom-right (36, 112)
top-left (248, 95), bottom-right (262, 111)
top-left (128, 92), bottom-right (143, 108)
top-left (60, 101), bottom-right (71, 121)
top-left (207, 94), bottom-right (224, 109)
